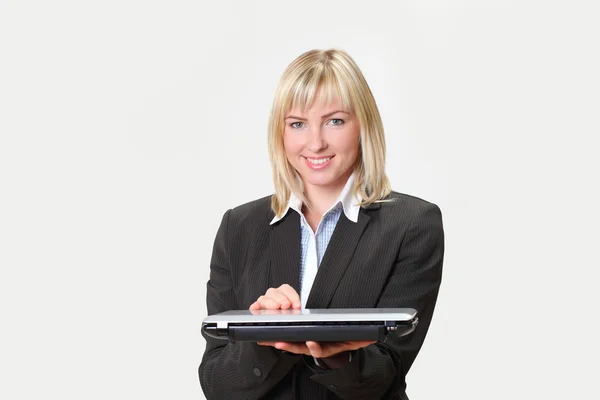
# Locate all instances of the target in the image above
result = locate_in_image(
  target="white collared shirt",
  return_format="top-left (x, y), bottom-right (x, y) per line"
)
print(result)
top-left (270, 174), bottom-right (361, 309)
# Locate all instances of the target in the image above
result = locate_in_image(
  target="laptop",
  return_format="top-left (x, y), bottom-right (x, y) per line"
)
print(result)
top-left (202, 308), bottom-right (418, 342)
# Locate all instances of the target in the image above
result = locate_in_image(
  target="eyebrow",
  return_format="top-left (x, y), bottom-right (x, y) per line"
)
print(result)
top-left (284, 110), bottom-right (350, 120)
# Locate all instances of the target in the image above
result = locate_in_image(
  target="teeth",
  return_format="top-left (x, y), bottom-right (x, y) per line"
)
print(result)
top-left (306, 157), bottom-right (331, 165)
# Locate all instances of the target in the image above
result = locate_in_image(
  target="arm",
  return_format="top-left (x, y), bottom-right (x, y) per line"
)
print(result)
top-left (308, 202), bottom-right (445, 399)
top-left (198, 210), bottom-right (302, 400)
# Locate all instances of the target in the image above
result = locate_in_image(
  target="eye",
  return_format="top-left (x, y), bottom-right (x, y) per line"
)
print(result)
top-left (289, 121), bottom-right (304, 129)
top-left (328, 118), bottom-right (345, 126)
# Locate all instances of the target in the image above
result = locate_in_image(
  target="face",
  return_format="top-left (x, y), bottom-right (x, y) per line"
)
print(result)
top-left (283, 96), bottom-right (361, 198)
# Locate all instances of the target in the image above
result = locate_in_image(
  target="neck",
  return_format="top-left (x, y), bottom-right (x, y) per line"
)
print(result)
top-left (302, 186), bottom-right (342, 233)
top-left (303, 186), bottom-right (341, 217)
top-left (302, 173), bottom-right (351, 218)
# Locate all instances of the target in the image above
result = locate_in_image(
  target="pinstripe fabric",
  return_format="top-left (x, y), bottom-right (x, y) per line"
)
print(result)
top-left (199, 192), bottom-right (444, 400)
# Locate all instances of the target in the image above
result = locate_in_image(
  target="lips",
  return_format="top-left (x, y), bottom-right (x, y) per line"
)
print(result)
top-left (303, 155), bottom-right (334, 170)
top-left (306, 156), bottom-right (332, 165)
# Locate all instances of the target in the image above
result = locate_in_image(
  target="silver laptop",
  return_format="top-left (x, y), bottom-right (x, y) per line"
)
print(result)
top-left (202, 308), bottom-right (418, 342)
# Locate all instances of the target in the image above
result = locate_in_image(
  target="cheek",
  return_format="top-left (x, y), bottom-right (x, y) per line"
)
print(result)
top-left (283, 132), bottom-right (303, 157)
top-left (336, 130), bottom-right (361, 157)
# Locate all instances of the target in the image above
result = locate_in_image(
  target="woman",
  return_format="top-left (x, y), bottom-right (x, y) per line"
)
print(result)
top-left (199, 49), bottom-right (444, 400)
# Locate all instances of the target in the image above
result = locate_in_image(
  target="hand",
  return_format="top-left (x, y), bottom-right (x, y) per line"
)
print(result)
top-left (257, 340), bottom-right (375, 360)
top-left (249, 284), bottom-right (301, 310)
top-left (250, 285), bottom-right (374, 366)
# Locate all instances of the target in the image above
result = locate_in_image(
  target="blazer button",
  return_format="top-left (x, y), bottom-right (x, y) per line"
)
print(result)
top-left (253, 367), bottom-right (262, 377)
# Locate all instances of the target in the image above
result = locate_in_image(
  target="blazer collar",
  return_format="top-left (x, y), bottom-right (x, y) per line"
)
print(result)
top-left (305, 209), bottom-right (371, 308)
top-left (268, 211), bottom-right (301, 294)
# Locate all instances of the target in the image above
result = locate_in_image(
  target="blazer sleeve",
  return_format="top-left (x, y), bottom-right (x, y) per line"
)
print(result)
top-left (308, 202), bottom-right (445, 399)
top-left (198, 210), bottom-right (302, 400)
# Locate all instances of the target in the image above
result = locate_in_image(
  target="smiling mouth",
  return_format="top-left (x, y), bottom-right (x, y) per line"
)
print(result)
top-left (305, 156), bottom-right (333, 165)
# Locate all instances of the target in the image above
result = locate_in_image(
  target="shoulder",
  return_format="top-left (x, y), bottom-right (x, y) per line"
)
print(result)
top-left (371, 191), bottom-right (443, 229)
top-left (381, 191), bottom-right (441, 214)
top-left (226, 195), bottom-right (274, 227)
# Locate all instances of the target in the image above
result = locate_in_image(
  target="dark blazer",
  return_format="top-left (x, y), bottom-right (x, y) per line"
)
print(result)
top-left (199, 192), bottom-right (444, 400)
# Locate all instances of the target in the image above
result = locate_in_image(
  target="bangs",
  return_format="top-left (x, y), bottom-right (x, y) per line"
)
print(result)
top-left (283, 64), bottom-right (354, 114)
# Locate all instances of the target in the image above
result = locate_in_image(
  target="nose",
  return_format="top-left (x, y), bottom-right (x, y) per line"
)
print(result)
top-left (306, 125), bottom-right (327, 153)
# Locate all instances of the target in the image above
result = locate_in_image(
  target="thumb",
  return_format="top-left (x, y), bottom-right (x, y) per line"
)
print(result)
top-left (305, 341), bottom-right (322, 358)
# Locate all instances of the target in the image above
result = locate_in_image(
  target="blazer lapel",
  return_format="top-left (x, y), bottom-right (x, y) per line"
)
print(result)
top-left (305, 209), bottom-right (372, 308)
top-left (269, 211), bottom-right (301, 294)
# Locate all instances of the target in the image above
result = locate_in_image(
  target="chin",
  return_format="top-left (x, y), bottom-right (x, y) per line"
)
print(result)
top-left (304, 174), bottom-right (345, 188)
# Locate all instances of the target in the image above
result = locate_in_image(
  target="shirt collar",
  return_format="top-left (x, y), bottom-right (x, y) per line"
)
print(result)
top-left (270, 173), bottom-right (361, 225)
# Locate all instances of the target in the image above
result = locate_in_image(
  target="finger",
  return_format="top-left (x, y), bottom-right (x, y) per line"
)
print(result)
top-left (256, 342), bottom-right (276, 347)
top-left (265, 288), bottom-right (292, 309)
top-left (274, 342), bottom-right (311, 356)
top-left (345, 340), bottom-right (376, 350)
top-left (277, 284), bottom-right (301, 309)
top-left (331, 340), bottom-right (375, 353)
top-left (249, 308), bottom-right (262, 315)
top-left (252, 295), bottom-right (281, 310)
top-left (305, 341), bottom-right (323, 358)
top-left (312, 340), bottom-right (376, 358)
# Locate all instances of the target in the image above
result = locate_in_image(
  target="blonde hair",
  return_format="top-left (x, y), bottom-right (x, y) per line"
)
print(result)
top-left (268, 49), bottom-right (391, 217)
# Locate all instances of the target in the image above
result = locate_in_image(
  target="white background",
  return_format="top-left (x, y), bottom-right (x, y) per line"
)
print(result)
top-left (1, 0), bottom-right (599, 399)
